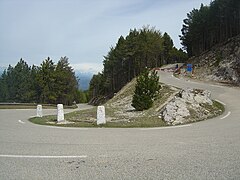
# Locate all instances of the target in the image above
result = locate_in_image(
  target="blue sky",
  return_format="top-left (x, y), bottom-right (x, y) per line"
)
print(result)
top-left (0, 0), bottom-right (211, 73)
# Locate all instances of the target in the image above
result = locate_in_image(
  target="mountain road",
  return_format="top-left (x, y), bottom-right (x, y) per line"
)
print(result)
top-left (0, 71), bottom-right (240, 179)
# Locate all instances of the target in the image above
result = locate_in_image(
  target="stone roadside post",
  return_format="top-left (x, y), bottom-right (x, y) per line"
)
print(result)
top-left (36, 105), bottom-right (43, 117)
top-left (97, 106), bottom-right (106, 125)
top-left (57, 104), bottom-right (64, 122)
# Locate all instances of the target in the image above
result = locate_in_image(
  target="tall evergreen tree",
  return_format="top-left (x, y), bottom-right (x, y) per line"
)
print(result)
top-left (0, 57), bottom-right (80, 105)
top-left (0, 70), bottom-right (8, 102)
top-left (9, 59), bottom-right (32, 102)
top-left (89, 26), bottom-right (187, 104)
top-left (180, 0), bottom-right (240, 56)
top-left (162, 32), bottom-right (174, 64)
top-left (37, 57), bottom-right (56, 104)
top-left (55, 56), bottom-right (78, 105)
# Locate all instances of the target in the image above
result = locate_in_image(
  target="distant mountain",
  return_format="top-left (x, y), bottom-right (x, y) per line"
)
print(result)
top-left (75, 71), bottom-right (94, 90)
top-left (0, 67), bottom-right (6, 75)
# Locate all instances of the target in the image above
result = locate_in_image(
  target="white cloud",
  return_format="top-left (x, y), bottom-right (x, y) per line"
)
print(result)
top-left (72, 63), bottom-right (103, 73)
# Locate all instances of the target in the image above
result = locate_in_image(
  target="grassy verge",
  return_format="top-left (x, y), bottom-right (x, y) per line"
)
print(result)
top-left (29, 99), bottom-right (225, 128)
top-left (28, 82), bottom-right (225, 128)
top-left (29, 84), bottom-right (172, 128)
top-left (29, 114), bottom-right (166, 128)
top-left (29, 101), bottom-right (225, 128)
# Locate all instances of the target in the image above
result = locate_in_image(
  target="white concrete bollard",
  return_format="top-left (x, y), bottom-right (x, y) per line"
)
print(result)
top-left (57, 104), bottom-right (64, 122)
top-left (36, 105), bottom-right (43, 117)
top-left (97, 106), bottom-right (106, 125)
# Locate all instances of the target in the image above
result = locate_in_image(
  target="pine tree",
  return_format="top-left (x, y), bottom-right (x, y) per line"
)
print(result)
top-left (36, 57), bottom-right (56, 104)
top-left (0, 70), bottom-right (8, 102)
top-left (180, 0), bottom-right (240, 57)
top-left (162, 32), bottom-right (174, 64)
top-left (55, 56), bottom-right (78, 105)
top-left (132, 68), bottom-right (160, 111)
top-left (89, 26), bottom-right (187, 104)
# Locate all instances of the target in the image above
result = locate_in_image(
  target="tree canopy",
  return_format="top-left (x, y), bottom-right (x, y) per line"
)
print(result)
top-left (89, 26), bottom-right (187, 104)
top-left (180, 0), bottom-right (240, 57)
top-left (0, 57), bottom-right (80, 105)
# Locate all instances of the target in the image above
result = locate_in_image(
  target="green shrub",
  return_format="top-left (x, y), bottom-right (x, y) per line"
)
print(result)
top-left (132, 69), bottom-right (160, 111)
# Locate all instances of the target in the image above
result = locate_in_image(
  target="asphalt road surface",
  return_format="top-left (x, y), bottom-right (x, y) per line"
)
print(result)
top-left (0, 71), bottom-right (240, 180)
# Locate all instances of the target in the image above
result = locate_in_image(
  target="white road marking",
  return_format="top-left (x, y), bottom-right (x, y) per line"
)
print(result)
top-left (210, 84), bottom-right (223, 88)
top-left (46, 126), bottom-right (89, 130)
top-left (220, 111), bottom-right (231, 120)
top-left (140, 124), bottom-right (192, 130)
top-left (18, 120), bottom-right (25, 124)
top-left (0, 154), bottom-right (87, 159)
top-left (215, 99), bottom-right (226, 106)
top-left (171, 74), bottom-right (180, 80)
top-left (15, 109), bottom-right (32, 111)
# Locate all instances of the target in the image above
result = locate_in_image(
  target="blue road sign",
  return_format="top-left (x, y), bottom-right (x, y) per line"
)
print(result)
top-left (187, 64), bottom-right (192, 72)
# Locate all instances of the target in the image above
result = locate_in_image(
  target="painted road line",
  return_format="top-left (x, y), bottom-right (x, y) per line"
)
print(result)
top-left (140, 124), bottom-right (192, 130)
top-left (215, 99), bottom-right (226, 106)
top-left (220, 111), bottom-right (231, 120)
top-left (46, 126), bottom-right (89, 130)
top-left (171, 74), bottom-right (180, 80)
top-left (211, 84), bottom-right (223, 88)
top-left (0, 155), bottom-right (87, 159)
top-left (29, 121), bottom-right (89, 130)
top-left (18, 120), bottom-right (25, 124)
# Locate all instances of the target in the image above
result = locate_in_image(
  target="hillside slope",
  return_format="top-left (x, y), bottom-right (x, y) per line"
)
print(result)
top-left (31, 70), bottom-right (224, 127)
top-left (189, 35), bottom-right (240, 85)
top-left (105, 78), bottom-right (178, 123)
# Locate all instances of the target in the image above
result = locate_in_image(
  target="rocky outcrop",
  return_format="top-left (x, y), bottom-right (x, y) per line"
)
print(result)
top-left (189, 35), bottom-right (240, 85)
top-left (161, 88), bottom-right (218, 125)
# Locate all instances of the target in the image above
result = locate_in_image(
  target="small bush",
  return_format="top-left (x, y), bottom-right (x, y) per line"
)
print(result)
top-left (132, 69), bottom-right (160, 111)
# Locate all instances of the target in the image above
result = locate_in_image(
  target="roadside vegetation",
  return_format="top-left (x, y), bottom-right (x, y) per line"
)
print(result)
top-left (132, 69), bottom-right (160, 111)
top-left (180, 0), bottom-right (239, 57)
top-left (29, 74), bottom-right (225, 128)
top-left (0, 57), bottom-right (88, 106)
top-left (88, 26), bottom-right (187, 105)
top-left (29, 80), bottom-right (174, 127)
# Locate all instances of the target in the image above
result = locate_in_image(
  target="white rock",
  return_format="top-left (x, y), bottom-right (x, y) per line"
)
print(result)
top-left (175, 115), bottom-right (184, 122)
top-left (57, 104), bottom-right (64, 122)
top-left (175, 98), bottom-right (186, 107)
top-left (164, 114), bottom-right (174, 123)
top-left (182, 89), bottom-right (194, 103)
top-left (161, 88), bottom-right (213, 125)
top-left (177, 106), bottom-right (190, 117)
top-left (36, 105), bottom-right (43, 117)
top-left (97, 106), bottom-right (106, 125)
top-left (194, 94), bottom-right (213, 105)
top-left (203, 90), bottom-right (211, 98)
top-left (172, 119), bottom-right (183, 125)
